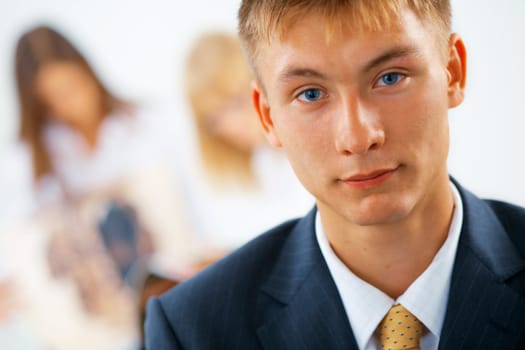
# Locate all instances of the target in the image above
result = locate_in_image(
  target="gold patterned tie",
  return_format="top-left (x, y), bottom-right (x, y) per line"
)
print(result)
top-left (377, 304), bottom-right (425, 350)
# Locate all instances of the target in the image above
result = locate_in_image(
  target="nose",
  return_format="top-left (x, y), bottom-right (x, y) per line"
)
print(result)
top-left (334, 96), bottom-right (385, 155)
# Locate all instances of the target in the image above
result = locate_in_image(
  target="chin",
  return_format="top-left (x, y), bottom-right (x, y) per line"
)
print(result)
top-left (345, 194), bottom-right (414, 227)
top-left (347, 211), bottom-right (408, 227)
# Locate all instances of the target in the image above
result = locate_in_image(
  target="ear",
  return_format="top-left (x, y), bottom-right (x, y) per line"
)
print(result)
top-left (446, 33), bottom-right (467, 108)
top-left (252, 81), bottom-right (282, 147)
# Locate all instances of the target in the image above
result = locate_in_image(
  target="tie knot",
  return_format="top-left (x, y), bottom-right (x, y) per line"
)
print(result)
top-left (377, 304), bottom-right (425, 350)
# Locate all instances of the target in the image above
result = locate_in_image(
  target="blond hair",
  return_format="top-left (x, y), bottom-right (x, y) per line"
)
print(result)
top-left (185, 33), bottom-right (255, 184)
top-left (238, 0), bottom-right (451, 71)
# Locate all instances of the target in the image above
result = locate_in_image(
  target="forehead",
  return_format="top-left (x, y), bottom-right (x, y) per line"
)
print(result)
top-left (256, 8), bottom-right (436, 85)
top-left (36, 62), bottom-right (85, 86)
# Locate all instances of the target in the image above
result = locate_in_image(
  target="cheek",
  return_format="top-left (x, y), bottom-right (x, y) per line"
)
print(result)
top-left (46, 85), bottom-right (96, 119)
top-left (81, 83), bottom-right (103, 112)
top-left (45, 96), bottom-right (73, 121)
top-left (272, 109), bottom-right (333, 182)
top-left (214, 121), bottom-right (248, 148)
top-left (419, 86), bottom-right (450, 148)
top-left (56, 94), bottom-right (85, 120)
top-left (274, 108), bottom-right (327, 153)
top-left (389, 75), bottom-right (449, 136)
top-left (388, 83), bottom-right (450, 167)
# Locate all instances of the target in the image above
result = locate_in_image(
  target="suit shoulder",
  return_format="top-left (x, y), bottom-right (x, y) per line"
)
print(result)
top-left (486, 199), bottom-right (525, 229)
top-left (156, 217), bottom-right (301, 321)
top-left (486, 199), bottom-right (525, 251)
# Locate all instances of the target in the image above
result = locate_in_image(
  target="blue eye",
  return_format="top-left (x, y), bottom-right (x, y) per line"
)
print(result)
top-left (298, 89), bottom-right (324, 102)
top-left (377, 73), bottom-right (403, 86)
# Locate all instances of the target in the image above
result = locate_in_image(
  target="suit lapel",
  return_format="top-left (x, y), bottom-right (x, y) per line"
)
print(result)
top-left (256, 209), bottom-right (358, 350)
top-left (439, 185), bottom-right (525, 349)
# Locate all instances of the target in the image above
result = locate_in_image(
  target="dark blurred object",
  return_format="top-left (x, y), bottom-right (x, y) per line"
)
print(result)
top-left (98, 201), bottom-right (155, 287)
top-left (45, 202), bottom-right (136, 325)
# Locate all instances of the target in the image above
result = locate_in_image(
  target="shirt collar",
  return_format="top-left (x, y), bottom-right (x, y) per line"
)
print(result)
top-left (315, 182), bottom-right (463, 350)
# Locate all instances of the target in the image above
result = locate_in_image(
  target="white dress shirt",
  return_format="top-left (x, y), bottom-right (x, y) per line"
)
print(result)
top-left (316, 183), bottom-right (463, 350)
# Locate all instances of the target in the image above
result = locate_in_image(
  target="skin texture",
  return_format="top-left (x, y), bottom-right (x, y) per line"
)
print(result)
top-left (252, 8), bottom-right (467, 298)
top-left (35, 62), bottom-right (104, 149)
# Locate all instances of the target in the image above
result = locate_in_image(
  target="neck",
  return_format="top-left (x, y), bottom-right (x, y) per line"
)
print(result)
top-left (319, 175), bottom-right (455, 299)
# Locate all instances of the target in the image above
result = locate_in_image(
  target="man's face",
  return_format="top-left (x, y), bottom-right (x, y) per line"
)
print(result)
top-left (252, 8), bottom-right (466, 226)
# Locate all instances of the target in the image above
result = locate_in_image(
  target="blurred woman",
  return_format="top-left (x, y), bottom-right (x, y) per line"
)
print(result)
top-left (17, 26), bottom-right (150, 201)
top-left (7, 25), bottom-right (200, 350)
top-left (14, 24), bottom-right (199, 262)
top-left (186, 33), bottom-right (262, 185)
top-left (184, 33), bottom-right (313, 249)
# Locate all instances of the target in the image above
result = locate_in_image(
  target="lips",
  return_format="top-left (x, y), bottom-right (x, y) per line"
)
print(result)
top-left (345, 168), bottom-right (396, 181)
top-left (341, 167), bottom-right (399, 189)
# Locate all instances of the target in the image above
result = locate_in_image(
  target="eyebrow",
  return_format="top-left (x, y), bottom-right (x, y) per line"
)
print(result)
top-left (277, 68), bottom-right (327, 83)
top-left (363, 45), bottom-right (421, 73)
top-left (276, 45), bottom-right (421, 84)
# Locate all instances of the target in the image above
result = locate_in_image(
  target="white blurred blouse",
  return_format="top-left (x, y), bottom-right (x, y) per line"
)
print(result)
top-left (180, 144), bottom-right (315, 251)
top-left (1, 107), bottom-right (199, 265)
top-left (43, 107), bottom-right (170, 198)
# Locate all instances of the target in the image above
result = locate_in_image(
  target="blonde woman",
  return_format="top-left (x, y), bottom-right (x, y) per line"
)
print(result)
top-left (184, 33), bottom-right (313, 250)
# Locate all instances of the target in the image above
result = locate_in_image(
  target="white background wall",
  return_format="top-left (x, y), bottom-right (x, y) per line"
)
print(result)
top-left (0, 0), bottom-right (524, 206)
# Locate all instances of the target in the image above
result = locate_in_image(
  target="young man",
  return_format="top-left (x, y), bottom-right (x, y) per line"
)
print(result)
top-left (145, 1), bottom-right (525, 349)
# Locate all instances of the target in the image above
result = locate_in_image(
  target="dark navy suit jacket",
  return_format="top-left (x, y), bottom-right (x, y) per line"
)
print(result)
top-left (145, 183), bottom-right (525, 349)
